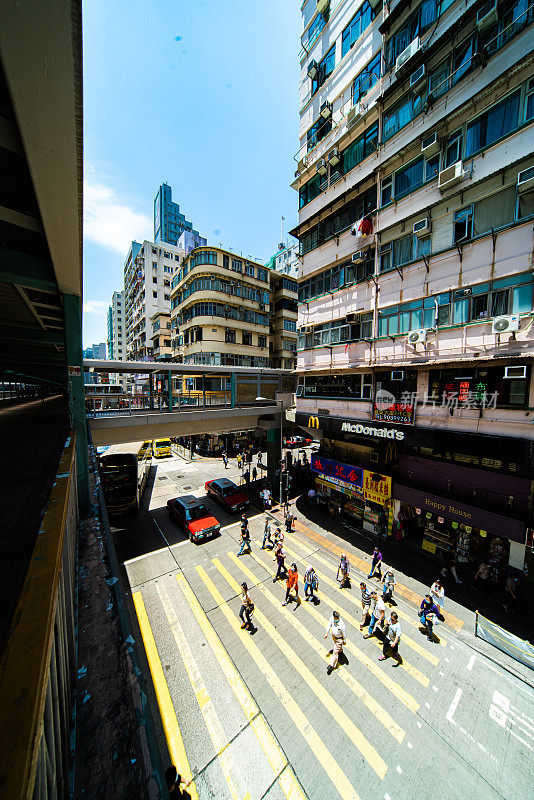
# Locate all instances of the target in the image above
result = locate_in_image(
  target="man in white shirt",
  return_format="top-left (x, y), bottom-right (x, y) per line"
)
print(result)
top-left (323, 610), bottom-right (347, 675)
top-left (379, 612), bottom-right (401, 665)
top-left (363, 592), bottom-right (386, 638)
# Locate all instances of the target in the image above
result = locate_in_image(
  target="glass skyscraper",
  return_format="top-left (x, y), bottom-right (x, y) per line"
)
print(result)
top-left (153, 182), bottom-right (205, 247)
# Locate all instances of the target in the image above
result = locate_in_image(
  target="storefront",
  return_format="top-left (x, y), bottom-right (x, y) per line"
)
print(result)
top-left (393, 484), bottom-right (526, 584)
top-left (311, 454), bottom-right (392, 535)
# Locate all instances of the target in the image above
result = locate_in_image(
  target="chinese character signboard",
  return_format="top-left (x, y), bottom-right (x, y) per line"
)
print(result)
top-left (311, 456), bottom-right (363, 492)
top-left (363, 471), bottom-right (392, 505)
top-left (372, 390), bottom-right (415, 425)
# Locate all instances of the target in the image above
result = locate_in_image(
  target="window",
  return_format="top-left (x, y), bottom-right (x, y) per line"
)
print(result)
top-left (153, 291), bottom-right (157, 298)
top-left (380, 233), bottom-right (430, 273)
top-left (242, 331), bottom-right (252, 345)
top-left (352, 52), bottom-right (381, 102)
top-left (341, 2), bottom-right (376, 58)
top-left (451, 35), bottom-right (475, 86)
top-left (189, 250), bottom-right (218, 268)
top-left (465, 90), bottom-right (521, 157)
top-left (283, 320), bottom-right (297, 332)
top-left (342, 123), bottom-right (378, 173)
top-left (385, 0), bottom-right (438, 69)
top-left (282, 338), bottom-right (296, 352)
top-left (283, 278), bottom-right (298, 292)
top-left (395, 157), bottom-right (424, 198)
top-left (445, 130), bottom-right (462, 167)
top-left (244, 263), bottom-right (255, 277)
top-left (473, 187), bottom-right (515, 234)
top-left (480, 0), bottom-right (534, 57)
top-left (307, 116), bottom-right (332, 151)
top-left (257, 268), bottom-right (268, 282)
top-left (312, 45), bottom-right (335, 95)
top-left (381, 176), bottom-right (393, 207)
top-left (429, 58), bottom-right (450, 99)
top-left (258, 335), bottom-right (267, 348)
top-left (223, 254), bottom-right (229, 269)
top-left (299, 185), bottom-right (376, 255)
top-left (153, 276), bottom-right (158, 284)
top-left (383, 93), bottom-right (424, 141)
top-left (164, 339), bottom-right (171, 347)
top-left (302, 372), bottom-right (373, 399)
top-left (152, 262), bottom-right (157, 268)
top-left (299, 174), bottom-right (322, 209)
top-left (164, 294), bottom-right (170, 301)
top-left (453, 206), bottom-right (473, 243)
top-left (231, 258), bottom-right (242, 272)
top-left (430, 365), bottom-right (531, 408)
top-left (307, 9), bottom-right (327, 48)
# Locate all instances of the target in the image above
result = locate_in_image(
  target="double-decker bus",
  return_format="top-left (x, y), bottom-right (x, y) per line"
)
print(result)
top-left (99, 442), bottom-right (151, 514)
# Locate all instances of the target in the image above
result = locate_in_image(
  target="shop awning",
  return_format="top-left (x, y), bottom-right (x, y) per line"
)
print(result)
top-left (393, 484), bottom-right (526, 544)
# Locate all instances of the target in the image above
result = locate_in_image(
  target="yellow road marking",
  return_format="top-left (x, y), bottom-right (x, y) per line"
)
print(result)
top-left (283, 532), bottom-right (447, 653)
top-left (175, 573), bottom-right (306, 800)
top-left (214, 558), bottom-right (387, 780)
top-left (195, 565), bottom-right (362, 800)
top-left (156, 582), bottom-right (250, 800)
top-left (132, 592), bottom-right (198, 800)
top-left (252, 545), bottom-right (421, 709)
top-left (228, 552), bottom-right (405, 744)
top-left (278, 539), bottom-right (436, 676)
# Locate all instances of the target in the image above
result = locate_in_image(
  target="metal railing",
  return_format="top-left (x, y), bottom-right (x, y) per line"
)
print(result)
top-left (0, 436), bottom-right (77, 800)
top-left (85, 393), bottom-right (277, 418)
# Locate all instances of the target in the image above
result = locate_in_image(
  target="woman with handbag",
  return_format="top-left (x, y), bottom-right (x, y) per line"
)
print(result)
top-left (239, 582), bottom-right (254, 629)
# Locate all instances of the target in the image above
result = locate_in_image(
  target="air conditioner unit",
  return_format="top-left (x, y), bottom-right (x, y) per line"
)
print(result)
top-left (438, 161), bottom-right (465, 192)
top-left (413, 218), bottom-right (431, 237)
top-left (346, 103), bottom-right (361, 127)
top-left (297, 155), bottom-right (309, 173)
top-left (421, 132), bottom-right (439, 158)
top-left (307, 60), bottom-right (319, 80)
top-left (517, 167), bottom-right (534, 194)
top-left (391, 371), bottom-right (405, 381)
top-left (328, 147), bottom-right (340, 166)
top-left (352, 251), bottom-right (366, 264)
top-left (346, 313), bottom-right (358, 323)
top-left (320, 101), bottom-right (332, 120)
top-left (408, 329), bottom-right (428, 344)
top-left (395, 37), bottom-right (421, 73)
top-left (492, 315), bottom-right (519, 334)
top-left (316, 158), bottom-right (328, 176)
top-left (504, 365), bottom-right (527, 379)
top-left (477, 0), bottom-right (498, 30)
top-left (317, 0), bottom-right (329, 14)
top-left (410, 64), bottom-right (426, 91)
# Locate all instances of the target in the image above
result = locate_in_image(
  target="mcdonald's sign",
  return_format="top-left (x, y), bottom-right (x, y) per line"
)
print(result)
top-left (308, 416), bottom-right (320, 429)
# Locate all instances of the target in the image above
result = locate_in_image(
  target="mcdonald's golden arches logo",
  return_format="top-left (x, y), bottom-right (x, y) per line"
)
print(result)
top-left (308, 415), bottom-right (319, 429)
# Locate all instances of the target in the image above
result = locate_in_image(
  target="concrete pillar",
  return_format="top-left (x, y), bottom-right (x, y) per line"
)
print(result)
top-left (149, 372), bottom-right (154, 410)
top-left (168, 371), bottom-right (172, 411)
top-left (230, 373), bottom-right (236, 407)
top-left (266, 425), bottom-right (282, 501)
top-left (63, 293), bottom-right (90, 510)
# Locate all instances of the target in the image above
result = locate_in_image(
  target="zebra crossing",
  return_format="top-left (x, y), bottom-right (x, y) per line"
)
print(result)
top-left (130, 524), bottom-right (452, 800)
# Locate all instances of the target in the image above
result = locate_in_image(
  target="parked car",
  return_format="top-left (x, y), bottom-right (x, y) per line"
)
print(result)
top-left (167, 495), bottom-right (220, 542)
top-left (205, 478), bottom-right (249, 513)
top-left (285, 436), bottom-right (312, 448)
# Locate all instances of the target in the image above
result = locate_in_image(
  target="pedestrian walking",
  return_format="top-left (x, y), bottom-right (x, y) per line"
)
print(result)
top-left (239, 582), bottom-right (254, 630)
top-left (359, 582), bottom-right (372, 630)
top-left (368, 547), bottom-right (383, 579)
top-left (430, 579), bottom-right (445, 611)
top-left (419, 595), bottom-right (441, 640)
top-left (324, 610), bottom-right (347, 675)
top-left (237, 453), bottom-right (242, 469)
top-left (381, 568), bottom-right (396, 603)
top-left (237, 515), bottom-right (251, 556)
top-left (285, 512), bottom-right (294, 533)
top-left (244, 469), bottom-right (250, 486)
top-left (166, 766), bottom-right (192, 799)
top-left (308, 487), bottom-right (317, 508)
top-left (273, 542), bottom-right (287, 581)
top-left (304, 564), bottom-right (318, 601)
top-left (283, 563), bottom-right (299, 606)
top-left (337, 553), bottom-right (350, 588)
top-left (251, 465), bottom-right (257, 482)
top-left (379, 611), bottom-right (401, 665)
top-left (363, 591), bottom-right (386, 638)
top-left (262, 516), bottom-right (273, 549)
top-left (222, 451), bottom-right (228, 469)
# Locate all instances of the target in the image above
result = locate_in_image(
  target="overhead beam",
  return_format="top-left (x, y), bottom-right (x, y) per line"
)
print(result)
top-left (0, 324), bottom-right (64, 345)
top-left (0, 247), bottom-right (57, 292)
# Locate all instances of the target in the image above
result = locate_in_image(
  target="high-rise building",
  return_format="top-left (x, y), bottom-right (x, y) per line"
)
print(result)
top-left (169, 246), bottom-right (298, 370)
top-left (153, 182), bottom-right (205, 247)
top-left (107, 291), bottom-right (127, 388)
top-left (124, 239), bottom-right (184, 392)
top-left (290, 0), bottom-right (534, 585)
top-left (83, 342), bottom-right (107, 384)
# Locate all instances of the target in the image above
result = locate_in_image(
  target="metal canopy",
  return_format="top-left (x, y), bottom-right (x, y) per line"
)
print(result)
top-left (84, 359), bottom-right (294, 376)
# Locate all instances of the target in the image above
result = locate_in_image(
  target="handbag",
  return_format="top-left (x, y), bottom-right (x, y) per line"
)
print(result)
top-left (246, 601), bottom-right (255, 614)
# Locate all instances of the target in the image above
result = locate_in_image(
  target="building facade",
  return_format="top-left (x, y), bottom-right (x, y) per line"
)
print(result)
top-left (107, 291), bottom-right (127, 388)
top-left (170, 245), bottom-right (299, 371)
top-left (123, 239), bottom-right (184, 392)
top-left (153, 182), bottom-right (205, 247)
top-left (266, 239), bottom-right (301, 278)
top-left (150, 311), bottom-right (172, 361)
top-left (290, 0), bottom-right (534, 590)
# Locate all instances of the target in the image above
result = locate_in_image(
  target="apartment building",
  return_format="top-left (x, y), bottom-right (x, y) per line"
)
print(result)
top-left (266, 239), bottom-right (301, 278)
top-left (170, 245), bottom-right (299, 370)
top-left (107, 290), bottom-right (127, 388)
top-left (124, 239), bottom-right (183, 392)
top-left (290, 0), bottom-right (534, 590)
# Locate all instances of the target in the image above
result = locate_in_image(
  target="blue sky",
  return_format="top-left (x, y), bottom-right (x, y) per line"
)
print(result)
top-left (82, 0), bottom-right (301, 347)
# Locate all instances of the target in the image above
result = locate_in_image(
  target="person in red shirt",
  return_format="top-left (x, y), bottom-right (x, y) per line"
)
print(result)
top-left (283, 563), bottom-right (299, 606)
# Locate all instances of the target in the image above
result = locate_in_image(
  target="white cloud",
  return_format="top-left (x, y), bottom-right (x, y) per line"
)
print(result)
top-left (84, 178), bottom-right (152, 254)
top-left (83, 300), bottom-right (109, 315)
